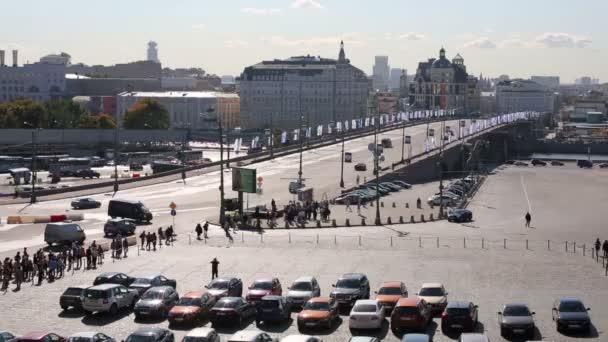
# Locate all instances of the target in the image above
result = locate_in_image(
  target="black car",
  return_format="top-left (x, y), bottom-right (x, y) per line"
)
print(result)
top-left (125, 328), bottom-right (174, 342)
top-left (330, 273), bottom-right (370, 307)
top-left (599, 163), bottom-right (608, 169)
top-left (441, 301), bottom-right (478, 333)
top-left (531, 159), bottom-right (547, 166)
top-left (134, 286), bottom-right (180, 320)
top-left (447, 209), bottom-right (473, 223)
top-left (498, 303), bottom-right (536, 338)
top-left (60, 285), bottom-right (88, 311)
top-left (551, 160), bottom-right (565, 166)
top-left (71, 198), bottom-right (101, 210)
top-left (129, 274), bottom-right (177, 295)
top-left (552, 298), bottom-right (591, 333)
top-left (256, 295), bottom-right (292, 325)
top-left (210, 297), bottom-right (256, 327)
top-left (93, 272), bottom-right (135, 287)
top-left (75, 169), bottom-right (101, 179)
top-left (354, 163), bottom-right (367, 171)
top-left (205, 277), bottom-right (243, 299)
top-left (577, 160), bottom-right (593, 168)
top-left (104, 219), bottom-right (137, 237)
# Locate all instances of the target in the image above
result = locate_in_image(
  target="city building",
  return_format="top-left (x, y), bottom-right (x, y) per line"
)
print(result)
top-left (531, 76), bottom-right (560, 89)
top-left (467, 75), bottom-right (481, 113)
top-left (0, 49), bottom-right (66, 102)
top-left (116, 91), bottom-right (240, 129)
top-left (67, 60), bottom-right (162, 79)
top-left (480, 91), bottom-right (496, 114)
top-left (40, 52), bottom-right (71, 66)
top-left (238, 41), bottom-right (371, 129)
top-left (408, 48), bottom-right (469, 113)
top-left (376, 91), bottom-right (398, 114)
top-left (372, 56), bottom-right (389, 90)
top-left (495, 79), bottom-right (555, 113)
top-left (572, 99), bottom-right (607, 122)
top-left (147, 41), bottom-right (159, 63)
top-left (389, 68), bottom-right (402, 90)
top-left (66, 75), bottom-right (161, 96)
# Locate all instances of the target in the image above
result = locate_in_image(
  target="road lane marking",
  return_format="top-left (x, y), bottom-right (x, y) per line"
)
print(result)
top-left (520, 173), bottom-right (532, 212)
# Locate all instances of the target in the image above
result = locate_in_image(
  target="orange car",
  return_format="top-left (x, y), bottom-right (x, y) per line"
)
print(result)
top-left (375, 281), bottom-right (408, 312)
top-left (390, 297), bottom-right (432, 334)
top-left (297, 297), bottom-right (340, 331)
top-left (168, 291), bottom-right (216, 326)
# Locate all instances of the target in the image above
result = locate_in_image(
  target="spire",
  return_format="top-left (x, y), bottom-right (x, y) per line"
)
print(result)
top-left (439, 47), bottom-right (446, 59)
top-left (338, 40), bottom-right (346, 63)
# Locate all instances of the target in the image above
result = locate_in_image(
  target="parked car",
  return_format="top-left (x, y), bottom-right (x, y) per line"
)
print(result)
top-left (134, 286), bottom-right (179, 320)
top-left (17, 332), bottom-right (65, 342)
top-left (531, 159), bottom-right (547, 166)
top-left (103, 219), bottom-right (137, 237)
top-left (379, 182), bottom-right (401, 192)
top-left (552, 298), bottom-right (591, 333)
top-left (108, 199), bottom-right (153, 223)
top-left (67, 332), bottom-right (114, 342)
top-left (181, 328), bottom-right (220, 342)
top-left (334, 194), bottom-right (362, 205)
top-left (514, 161), bottom-right (528, 167)
top-left (60, 285), bottom-right (88, 311)
top-left (390, 297), bottom-right (432, 333)
top-left (577, 160), bottom-right (593, 168)
top-left (457, 334), bottom-right (489, 342)
top-left (93, 272), bottom-right (135, 287)
top-left (246, 278), bottom-right (283, 303)
top-left (551, 160), bottom-right (564, 166)
top-left (391, 180), bottom-right (412, 189)
top-left (205, 277), bottom-right (243, 298)
top-left (227, 331), bottom-right (276, 342)
top-left (130, 164), bottom-right (144, 171)
top-left (354, 163), bottom-right (367, 171)
top-left (427, 195), bottom-right (455, 207)
top-left (441, 301), bottom-right (478, 333)
top-left (447, 209), bottom-right (473, 223)
top-left (347, 338), bottom-right (378, 342)
top-left (297, 297), bottom-right (340, 330)
top-left (210, 297), bottom-right (256, 327)
top-left (256, 295), bottom-right (292, 325)
top-left (44, 223), bottom-right (86, 246)
top-left (287, 276), bottom-right (321, 309)
top-left (498, 303), bottom-right (536, 338)
top-left (349, 299), bottom-right (385, 331)
top-left (71, 198), bottom-right (101, 209)
top-left (168, 291), bottom-right (217, 326)
top-left (330, 273), bottom-right (370, 307)
top-left (599, 163), bottom-right (608, 169)
top-left (129, 274), bottom-right (177, 295)
top-left (82, 284), bottom-right (139, 315)
top-left (375, 281), bottom-right (408, 313)
top-left (75, 169), bottom-right (100, 179)
top-left (416, 283), bottom-right (448, 313)
top-left (0, 331), bottom-right (17, 342)
top-left (125, 328), bottom-right (174, 342)
top-left (401, 334), bottom-right (430, 342)
top-left (280, 336), bottom-right (322, 342)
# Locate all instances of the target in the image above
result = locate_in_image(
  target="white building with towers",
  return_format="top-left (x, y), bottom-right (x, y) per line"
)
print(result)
top-left (147, 41), bottom-right (159, 63)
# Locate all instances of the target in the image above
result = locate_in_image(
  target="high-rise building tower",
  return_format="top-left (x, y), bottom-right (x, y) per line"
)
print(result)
top-left (372, 56), bottom-right (390, 90)
top-left (147, 41), bottom-right (159, 63)
top-left (389, 68), bottom-right (403, 90)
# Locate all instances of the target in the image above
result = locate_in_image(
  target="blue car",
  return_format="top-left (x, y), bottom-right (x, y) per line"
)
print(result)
top-left (552, 298), bottom-right (591, 333)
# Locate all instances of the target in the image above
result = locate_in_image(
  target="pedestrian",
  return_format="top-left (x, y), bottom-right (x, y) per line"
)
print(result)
top-left (356, 174), bottom-right (360, 186)
top-left (203, 221), bottom-right (209, 238)
top-left (67, 249), bottom-right (73, 271)
top-left (140, 231), bottom-right (146, 250)
top-left (210, 257), bottom-right (219, 279)
top-left (271, 199), bottom-right (277, 213)
top-left (603, 240), bottom-right (608, 258)
top-left (91, 241), bottom-right (98, 268)
top-left (36, 258), bottom-right (44, 286)
top-left (224, 222), bottom-right (233, 243)
top-left (116, 238), bottom-right (122, 259)
top-left (56, 256), bottom-right (64, 278)
top-left (123, 238), bottom-right (129, 258)
top-left (79, 245), bottom-right (85, 269)
top-left (345, 199), bottom-right (352, 212)
top-left (158, 227), bottom-right (165, 246)
top-left (2, 258), bottom-right (11, 291)
top-left (97, 244), bottom-right (104, 265)
top-left (48, 256), bottom-right (57, 282)
top-left (416, 198), bottom-right (422, 209)
top-left (595, 238), bottom-right (601, 257)
top-left (152, 232), bottom-right (157, 251)
top-left (146, 232), bottom-right (152, 250)
top-left (195, 223), bottom-right (203, 240)
top-left (166, 226), bottom-right (173, 245)
top-left (14, 263), bottom-right (23, 291)
top-left (525, 212), bottom-right (531, 228)
top-left (86, 247), bottom-right (92, 269)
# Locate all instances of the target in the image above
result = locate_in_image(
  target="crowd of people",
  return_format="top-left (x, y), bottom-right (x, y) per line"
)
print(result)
top-left (282, 199), bottom-right (331, 226)
top-left (594, 238), bottom-right (608, 259)
top-left (138, 226), bottom-right (175, 251)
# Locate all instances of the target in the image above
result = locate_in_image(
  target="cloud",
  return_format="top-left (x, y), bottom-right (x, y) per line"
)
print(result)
top-left (291, 0), bottom-right (324, 9)
top-left (535, 32), bottom-right (592, 48)
top-left (262, 34), bottom-right (365, 47)
top-left (395, 32), bottom-right (426, 41)
top-left (241, 7), bottom-right (282, 15)
top-left (224, 40), bottom-right (249, 48)
top-left (498, 38), bottom-right (531, 48)
top-left (191, 24), bottom-right (206, 30)
top-left (463, 37), bottom-right (497, 49)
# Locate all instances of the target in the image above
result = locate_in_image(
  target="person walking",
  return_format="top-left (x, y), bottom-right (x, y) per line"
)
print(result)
top-left (158, 227), bottom-right (165, 246)
top-left (97, 244), bottom-right (104, 265)
top-left (595, 238), bottom-right (601, 258)
top-left (56, 256), bottom-right (64, 279)
top-left (146, 232), bottom-right (152, 251)
top-left (203, 221), bottom-right (209, 239)
top-left (14, 263), bottom-right (23, 291)
top-left (152, 233), bottom-right (157, 251)
top-left (91, 242), bottom-right (98, 269)
top-left (525, 212), bottom-right (531, 228)
top-left (116, 238), bottom-right (122, 259)
top-left (195, 223), bottom-right (203, 240)
top-left (85, 247), bottom-right (92, 269)
top-left (603, 240), bottom-right (608, 258)
top-left (123, 238), bottom-right (129, 258)
top-left (210, 258), bottom-right (219, 279)
top-left (140, 231), bottom-right (146, 250)
top-left (165, 226), bottom-right (173, 245)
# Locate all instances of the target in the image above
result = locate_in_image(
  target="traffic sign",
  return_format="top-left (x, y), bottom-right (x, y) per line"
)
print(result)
top-left (170, 209), bottom-right (177, 216)
top-left (404, 135), bottom-right (411, 144)
top-left (169, 202), bottom-right (177, 209)
top-left (368, 143), bottom-right (375, 151)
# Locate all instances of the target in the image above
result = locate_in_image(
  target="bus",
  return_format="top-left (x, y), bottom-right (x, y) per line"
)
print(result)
top-left (118, 152), bottom-right (151, 166)
top-left (177, 150), bottom-right (204, 164)
top-left (49, 158), bottom-right (92, 177)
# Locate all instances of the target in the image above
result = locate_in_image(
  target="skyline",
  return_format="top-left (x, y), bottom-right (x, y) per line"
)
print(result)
top-left (1, 0), bottom-right (606, 83)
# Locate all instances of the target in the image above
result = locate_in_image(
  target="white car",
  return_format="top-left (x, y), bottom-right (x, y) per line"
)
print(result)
top-left (286, 276), bottom-right (321, 308)
top-left (228, 330), bottom-right (277, 342)
top-left (427, 195), bottom-right (455, 206)
top-left (349, 299), bottom-right (385, 330)
top-left (416, 283), bottom-right (448, 313)
top-left (68, 332), bottom-right (115, 342)
top-left (182, 328), bottom-right (220, 342)
top-left (280, 336), bottom-right (322, 342)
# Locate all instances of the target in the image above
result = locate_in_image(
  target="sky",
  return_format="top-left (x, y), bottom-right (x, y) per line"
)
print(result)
top-left (1, 0), bottom-right (606, 83)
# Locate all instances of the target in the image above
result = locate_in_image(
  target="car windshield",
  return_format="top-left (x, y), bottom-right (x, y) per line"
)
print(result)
top-left (559, 301), bottom-right (586, 312)
top-left (353, 304), bottom-right (377, 312)
top-left (259, 300), bottom-right (279, 309)
top-left (303, 302), bottom-right (329, 311)
top-left (378, 287), bottom-right (402, 295)
top-left (291, 282), bottom-right (312, 291)
top-left (85, 289), bottom-right (109, 299)
top-left (396, 306), bottom-right (419, 315)
top-left (419, 287), bottom-right (444, 296)
top-left (63, 287), bottom-right (84, 296)
top-left (336, 279), bottom-right (360, 288)
top-left (142, 291), bottom-right (165, 300)
top-left (251, 281), bottom-right (272, 290)
top-left (215, 299), bottom-right (239, 308)
top-left (178, 297), bottom-right (202, 306)
top-left (447, 308), bottom-right (470, 315)
top-left (209, 280), bottom-right (229, 289)
top-left (133, 278), bottom-right (152, 285)
top-left (126, 335), bottom-right (156, 342)
top-left (68, 338), bottom-right (93, 342)
top-left (503, 306), bottom-right (530, 316)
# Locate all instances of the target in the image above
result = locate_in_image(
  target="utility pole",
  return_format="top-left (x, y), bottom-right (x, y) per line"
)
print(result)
top-left (113, 124), bottom-right (119, 193)
top-left (30, 130), bottom-right (38, 204)
top-left (181, 130), bottom-right (187, 184)
top-left (339, 118), bottom-right (345, 188)
top-left (214, 107), bottom-right (225, 226)
top-left (438, 119), bottom-right (445, 218)
top-left (374, 118), bottom-right (381, 225)
top-left (400, 123), bottom-right (406, 162)
top-left (269, 114), bottom-right (274, 159)
top-left (298, 114), bottom-right (303, 187)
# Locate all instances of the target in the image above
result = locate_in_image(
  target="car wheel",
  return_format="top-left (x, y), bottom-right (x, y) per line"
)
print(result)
top-left (500, 327), bottom-right (507, 336)
top-left (61, 305), bottom-right (68, 311)
top-left (256, 319), bottom-right (261, 326)
top-left (109, 304), bottom-right (118, 316)
top-left (84, 310), bottom-right (93, 316)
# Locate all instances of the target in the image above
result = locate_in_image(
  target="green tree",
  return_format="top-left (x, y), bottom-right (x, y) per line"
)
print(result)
top-left (45, 99), bottom-right (86, 128)
top-left (123, 98), bottom-right (170, 129)
top-left (1, 99), bottom-right (48, 128)
top-left (78, 113), bottom-right (117, 129)
top-left (98, 113), bottom-right (117, 129)
top-left (0, 103), bottom-right (20, 128)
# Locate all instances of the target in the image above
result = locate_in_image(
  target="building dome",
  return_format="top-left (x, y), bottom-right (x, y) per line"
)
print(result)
top-left (431, 58), bottom-right (452, 69)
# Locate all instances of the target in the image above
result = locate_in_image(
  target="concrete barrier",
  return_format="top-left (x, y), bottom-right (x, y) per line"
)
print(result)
top-left (361, 218), bottom-right (366, 226)
top-left (399, 216), bottom-right (404, 224)
top-left (410, 215), bottom-right (415, 223)
top-left (392, 202), bottom-right (396, 208)
top-left (429, 213), bottom-right (434, 221)
top-left (332, 219), bottom-right (337, 227)
top-left (387, 217), bottom-right (392, 225)
top-left (421, 214), bottom-right (425, 222)
top-left (405, 203), bottom-right (409, 208)
top-left (8, 213), bottom-right (84, 224)
top-left (345, 218), bottom-right (350, 227)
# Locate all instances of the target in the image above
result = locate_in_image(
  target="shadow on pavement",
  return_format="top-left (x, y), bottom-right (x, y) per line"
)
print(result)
top-left (57, 308), bottom-right (85, 319)
top-left (558, 323), bottom-right (600, 339)
top-left (81, 310), bottom-right (132, 326)
top-left (255, 318), bottom-right (292, 333)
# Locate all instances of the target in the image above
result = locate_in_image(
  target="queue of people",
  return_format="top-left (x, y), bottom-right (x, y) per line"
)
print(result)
top-left (138, 226), bottom-right (176, 251)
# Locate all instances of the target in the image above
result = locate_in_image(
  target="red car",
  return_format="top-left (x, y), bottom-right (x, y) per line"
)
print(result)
top-left (17, 332), bottom-right (65, 342)
top-left (246, 277), bottom-right (282, 302)
top-left (390, 297), bottom-right (432, 334)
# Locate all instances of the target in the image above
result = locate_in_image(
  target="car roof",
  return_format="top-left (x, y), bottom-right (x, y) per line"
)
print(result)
top-left (420, 283), bottom-right (443, 288)
top-left (98, 272), bottom-right (120, 278)
top-left (20, 332), bottom-right (58, 340)
top-left (380, 281), bottom-right (403, 288)
top-left (446, 301), bottom-right (472, 309)
top-left (131, 327), bottom-right (167, 337)
top-left (280, 335), bottom-right (314, 342)
top-left (183, 291), bottom-right (206, 298)
top-left (68, 332), bottom-right (99, 339)
top-left (354, 299), bottom-right (378, 306)
top-left (348, 337), bottom-right (377, 342)
top-left (186, 328), bottom-right (215, 338)
top-left (228, 330), bottom-right (265, 342)
top-left (504, 302), bottom-right (529, 308)
top-left (89, 284), bottom-right (122, 290)
top-left (401, 334), bottom-right (429, 342)
top-left (340, 273), bottom-right (365, 280)
top-left (308, 297), bottom-right (331, 303)
top-left (293, 276), bottom-right (315, 283)
top-left (396, 297), bottom-right (421, 307)
top-left (137, 274), bottom-right (161, 279)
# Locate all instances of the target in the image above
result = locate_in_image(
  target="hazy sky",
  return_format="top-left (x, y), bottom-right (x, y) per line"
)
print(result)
top-left (1, 0), bottom-right (606, 83)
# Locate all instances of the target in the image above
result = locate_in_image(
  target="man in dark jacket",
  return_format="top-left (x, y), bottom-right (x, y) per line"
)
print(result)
top-left (525, 212), bottom-right (531, 228)
top-left (210, 258), bottom-right (219, 279)
top-left (195, 223), bottom-right (203, 240)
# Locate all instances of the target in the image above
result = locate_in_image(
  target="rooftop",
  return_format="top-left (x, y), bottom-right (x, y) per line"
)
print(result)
top-left (117, 91), bottom-right (238, 99)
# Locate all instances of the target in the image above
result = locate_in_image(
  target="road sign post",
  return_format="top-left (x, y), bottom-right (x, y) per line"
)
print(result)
top-left (169, 202), bottom-right (177, 227)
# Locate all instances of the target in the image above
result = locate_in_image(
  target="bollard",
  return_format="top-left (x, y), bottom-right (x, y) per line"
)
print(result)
top-left (437, 237), bottom-right (439, 248)
top-left (504, 238), bottom-right (506, 249)
top-left (464, 238), bottom-right (466, 248)
top-left (399, 216), bottom-right (404, 224)
top-left (406, 203), bottom-right (409, 208)
top-left (137, 247), bottom-right (140, 256)
top-left (392, 202), bottom-right (396, 208)
top-left (332, 219), bottom-right (337, 228)
top-left (345, 218), bottom-right (351, 227)
top-left (574, 242), bottom-right (576, 254)
top-left (289, 232), bottom-right (291, 243)
top-left (526, 239), bottom-right (529, 250)
top-left (411, 215), bottom-right (415, 223)
top-left (565, 241), bottom-right (568, 252)
top-left (583, 244), bottom-right (585, 256)
top-left (285, 221), bottom-right (289, 229)
top-left (548, 240), bottom-right (550, 250)
top-left (370, 201), bottom-right (374, 207)
top-left (361, 218), bottom-right (366, 226)
top-left (189, 233), bottom-right (191, 245)
top-left (381, 202), bottom-right (384, 208)
top-left (419, 236), bottom-right (422, 248)
top-left (358, 235), bottom-right (362, 246)
top-left (242, 232), bottom-right (244, 243)
top-left (317, 220), bottom-right (321, 228)
top-left (482, 238), bottom-right (484, 249)
top-left (316, 234), bottom-right (319, 244)
top-left (390, 236), bottom-right (393, 247)
top-left (421, 214), bottom-right (425, 222)
top-left (387, 217), bottom-right (392, 225)
top-left (334, 235), bottom-right (337, 245)
top-left (429, 213), bottom-right (434, 221)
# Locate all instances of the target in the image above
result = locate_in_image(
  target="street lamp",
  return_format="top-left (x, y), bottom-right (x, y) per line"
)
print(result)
top-left (374, 117), bottom-right (381, 225)
top-left (23, 122), bottom-right (40, 204)
top-left (298, 114), bottom-right (304, 187)
top-left (339, 119), bottom-right (345, 188)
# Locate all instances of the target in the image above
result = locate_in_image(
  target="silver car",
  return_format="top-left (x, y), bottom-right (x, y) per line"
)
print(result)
top-left (82, 284), bottom-right (139, 315)
top-left (287, 276), bottom-right (321, 308)
top-left (498, 303), bottom-right (535, 338)
top-left (67, 332), bottom-right (115, 342)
